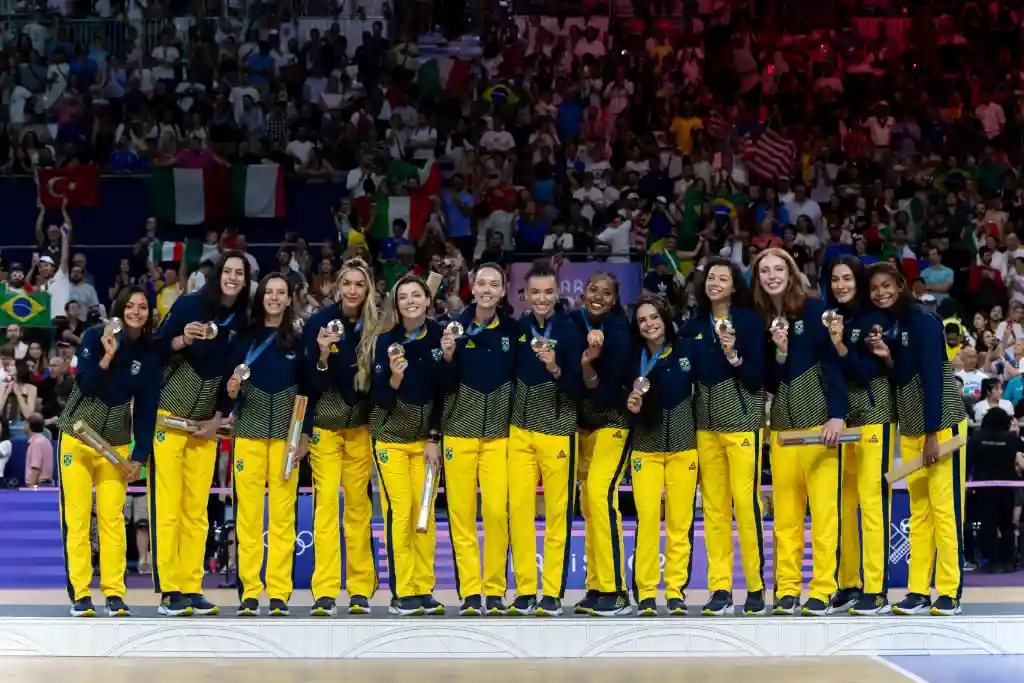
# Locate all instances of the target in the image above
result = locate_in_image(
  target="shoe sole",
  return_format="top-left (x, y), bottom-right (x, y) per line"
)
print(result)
top-left (536, 608), bottom-right (562, 617)
top-left (70, 608), bottom-right (95, 617)
top-left (800, 608), bottom-right (833, 617)
top-left (426, 607), bottom-right (446, 615)
top-left (269, 609), bottom-right (289, 617)
top-left (486, 609), bottom-right (507, 616)
top-left (892, 606), bottom-right (931, 616)
top-left (589, 607), bottom-right (633, 617)
top-left (388, 607), bottom-right (426, 616)
top-left (237, 608), bottom-right (259, 617)
top-left (106, 608), bottom-right (130, 617)
top-left (772, 607), bottom-right (798, 615)
top-left (310, 608), bottom-right (336, 617)
top-left (743, 607), bottom-right (767, 616)
top-left (459, 607), bottom-right (482, 616)
top-left (701, 606), bottom-right (732, 616)
top-left (157, 606), bottom-right (193, 617)
top-left (574, 606), bottom-right (593, 614)
top-left (851, 605), bottom-right (892, 616)
top-left (832, 600), bottom-right (857, 612)
top-left (348, 605), bottom-right (371, 615)
top-left (637, 608), bottom-right (658, 617)
top-left (930, 606), bottom-right (962, 616)
top-left (192, 606), bottom-right (219, 616)
top-left (507, 607), bottom-right (536, 616)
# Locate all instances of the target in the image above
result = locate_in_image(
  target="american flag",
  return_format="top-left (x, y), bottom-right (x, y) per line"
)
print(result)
top-left (740, 127), bottom-right (797, 180)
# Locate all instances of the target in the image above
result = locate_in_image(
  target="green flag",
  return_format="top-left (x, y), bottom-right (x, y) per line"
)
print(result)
top-left (0, 287), bottom-right (51, 327)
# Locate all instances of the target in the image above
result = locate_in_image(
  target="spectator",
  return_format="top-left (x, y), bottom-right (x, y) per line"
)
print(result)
top-left (23, 413), bottom-right (53, 487)
top-left (974, 377), bottom-right (1016, 426)
top-left (3, 325), bottom-right (28, 361)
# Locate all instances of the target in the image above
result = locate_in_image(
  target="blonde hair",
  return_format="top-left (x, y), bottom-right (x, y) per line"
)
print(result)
top-left (338, 258), bottom-right (382, 392)
top-left (749, 247), bottom-right (808, 325)
top-left (364, 274), bottom-right (431, 384)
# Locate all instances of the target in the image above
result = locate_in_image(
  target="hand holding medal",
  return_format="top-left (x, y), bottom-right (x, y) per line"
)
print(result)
top-left (101, 317), bottom-right (121, 357)
top-left (388, 343), bottom-right (408, 377)
top-left (822, 309), bottom-right (843, 345)
top-left (770, 316), bottom-right (789, 354)
top-left (227, 364), bottom-right (248, 400)
top-left (441, 322), bottom-right (462, 362)
top-left (715, 318), bottom-right (736, 355)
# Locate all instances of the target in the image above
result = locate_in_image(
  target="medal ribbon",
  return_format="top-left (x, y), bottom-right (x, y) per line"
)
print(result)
top-left (531, 317), bottom-right (553, 342)
top-left (402, 325), bottom-right (426, 346)
top-left (243, 331), bottom-right (276, 368)
top-left (640, 345), bottom-right (663, 379)
top-left (467, 317), bottom-right (498, 337)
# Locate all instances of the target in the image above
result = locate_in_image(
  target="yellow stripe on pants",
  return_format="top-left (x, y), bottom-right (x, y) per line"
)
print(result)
top-left (902, 420), bottom-right (968, 600)
top-left (149, 412), bottom-right (219, 595)
top-left (443, 435), bottom-right (509, 598)
top-left (837, 422), bottom-right (896, 595)
top-left (696, 430), bottom-right (765, 593)
top-left (373, 440), bottom-right (438, 598)
top-left (56, 433), bottom-right (129, 601)
top-left (309, 426), bottom-right (377, 601)
top-left (770, 431), bottom-right (841, 603)
top-left (508, 426), bottom-right (577, 599)
top-left (233, 437), bottom-right (298, 602)
top-left (579, 427), bottom-right (629, 593)
top-left (631, 449), bottom-right (698, 601)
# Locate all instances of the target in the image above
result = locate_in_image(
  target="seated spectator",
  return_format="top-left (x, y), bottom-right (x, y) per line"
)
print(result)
top-left (24, 414), bottom-right (53, 487)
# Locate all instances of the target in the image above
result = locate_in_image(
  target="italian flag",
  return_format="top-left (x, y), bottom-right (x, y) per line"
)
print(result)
top-left (150, 240), bottom-right (203, 267)
top-left (371, 195), bottom-right (430, 240)
top-left (150, 165), bottom-right (286, 225)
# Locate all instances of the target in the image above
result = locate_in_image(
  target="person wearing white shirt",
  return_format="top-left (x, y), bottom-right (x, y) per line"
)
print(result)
top-left (8, 81), bottom-right (32, 125)
top-left (480, 121), bottom-right (516, 153)
top-left (865, 108), bottom-right (895, 148)
top-left (574, 28), bottom-right (606, 59)
top-left (783, 185), bottom-right (823, 232)
top-left (408, 113), bottom-right (437, 163)
top-left (572, 173), bottom-right (605, 222)
top-left (976, 95), bottom-right (1006, 140)
top-left (285, 127), bottom-right (316, 166)
top-left (151, 36), bottom-right (180, 82)
top-left (972, 377), bottom-right (1015, 426)
top-left (345, 153), bottom-right (382, 198)
top-left (596, 212), bottom-right (632, 262)
top-left (542, 223), bottom-right (575, 253)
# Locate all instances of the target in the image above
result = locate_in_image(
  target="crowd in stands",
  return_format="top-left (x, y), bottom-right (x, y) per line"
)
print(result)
top-left (2, 0), bottom-right (1024, 567)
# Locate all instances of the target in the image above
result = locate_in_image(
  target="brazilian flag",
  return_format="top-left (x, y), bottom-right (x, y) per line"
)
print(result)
top-left (0, 288), bottom-right (50, 327)
top-left (480, 82), bottom-right (529, 117)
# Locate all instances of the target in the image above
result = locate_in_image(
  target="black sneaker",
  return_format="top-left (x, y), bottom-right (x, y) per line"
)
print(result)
top-left (158, 591), bottom-right (193, 617)
top-left (892, 593), bottom-right (932, 616)
top-left (636, 598), bottom-right (658, 616)
top-left (389, 597), bottom-right (425, 616)
top-left (70, 597), bottom-right (96, 617)
top-left (831, 587), bottom-right (862, 613)
top-left (590, 592), bottom-right (631, 617)
top-left (105, 596), bottom-right (130, 617)
top-left (237, 598), bottom-right (260, 616)
top-left (459, 595), bottom-right (483, 616)
top-left (772, 595), bottom-right (799, 615)
top-left (702, 590), bottom-right (733, 616)
top-left (485, 596), bottom-right (507, 615)
top-left (186, 594), bottom-right (219, 616)
top-left (850, 593), bottom-right (891, 616)
top-left (667, 598), bottom-right (688, 616)
top-left (419, 594), bottom-right (446, 615)
top-left (348, 595), bottom-right (371, 615)
top-left (507, 595), bottom-right (537, 616)
top-left (536, 596), bottom-right (563, 617)
top-left (268, 598), bottom-right (289, 616)
top-left (801, 597), bottom-right (832, 616)
top-left (931, 595), bottom-right (962, 616)
top-left (574, 589), bottom-right (600, 614)
top-left (743, 589), bottom-right (766, 615)
top-left (311, 597), bottom-right (337, 617)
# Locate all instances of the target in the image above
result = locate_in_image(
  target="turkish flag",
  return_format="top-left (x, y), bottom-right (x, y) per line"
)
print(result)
top-left (36, 166), bottom-right (99, 210)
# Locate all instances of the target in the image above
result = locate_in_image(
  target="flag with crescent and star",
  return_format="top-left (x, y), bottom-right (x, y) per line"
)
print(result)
top-left (35, 166), bottom-right (99, 210)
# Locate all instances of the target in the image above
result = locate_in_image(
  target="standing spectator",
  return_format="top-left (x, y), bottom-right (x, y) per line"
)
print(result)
top-left (921, 247), bottom-right (956, 304)
top-left (442, 174), bottom-right (476, 264)
top-left (24, 414), bottom-right (53, 487)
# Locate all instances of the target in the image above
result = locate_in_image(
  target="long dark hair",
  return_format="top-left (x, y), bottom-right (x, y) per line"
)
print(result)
top-left (694, 256), bottom-right (753, 317)
top-left (631, 293), bottom-right (676, 347)
top-left (825, 254), bottom-right (865, 314)
top-left (198, 249), bottom-right (252, 321)
top-left (866, 262), bottom-right (916, 318)
top-left (110, 285), bottom-right (155, 345)
top-left (249, 273), bottom-right (298, 352)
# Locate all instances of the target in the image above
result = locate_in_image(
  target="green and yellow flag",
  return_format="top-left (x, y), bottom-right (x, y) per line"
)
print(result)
top-left (0, 287), bottom-right (51, 327)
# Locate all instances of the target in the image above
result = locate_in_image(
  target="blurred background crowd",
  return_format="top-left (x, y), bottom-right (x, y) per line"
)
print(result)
top-left (1, 0), bottom-right (1024, 574)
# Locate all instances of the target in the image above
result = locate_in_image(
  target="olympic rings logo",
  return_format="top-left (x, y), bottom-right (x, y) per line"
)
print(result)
top-left (263, 530), bottom-right (315, 556)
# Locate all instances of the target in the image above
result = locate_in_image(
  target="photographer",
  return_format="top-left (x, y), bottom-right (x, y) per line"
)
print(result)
top-left (968, 407), bottom-right (1023, 573)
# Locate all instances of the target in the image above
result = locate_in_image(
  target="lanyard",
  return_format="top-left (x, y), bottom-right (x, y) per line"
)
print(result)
top-left (582, 312), bottom-right (601, 333)
top-left (640, 345), bottom-right (663, 378)
top-left (531, 317), bottom-right (552, 341)
top-left (402, 326), bottom-right (425, 346)
top-left (244, 332), bottom-right (276, 368)
top-left (218, 311), bottom-right (235, 327)
top-left (467, 317), bottom-right (497, 337)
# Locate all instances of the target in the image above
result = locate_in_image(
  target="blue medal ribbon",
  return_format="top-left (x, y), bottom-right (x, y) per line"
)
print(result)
top-left (640, 345), bottom-right (663, 378)
top-left (531, 317), bottom-right (553, 341)
top-left (402, 325), bottom-right (425, 346)
top-left (218, 311), bottom-right (235, 327)
top-left (467, 316), bottom-right (498, 337)
top-left (244, 331), bottom-right (276, 368)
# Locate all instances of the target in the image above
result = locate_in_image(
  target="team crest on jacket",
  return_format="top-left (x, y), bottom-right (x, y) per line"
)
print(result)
top-left (155, 431), bottom-right (166, 443)
top-left (632, 457), bottom-right (642, 472)
top-left (851, 329), bottom-right (861, 342)
top-left (445, 447), bottom-right (453, 460)
top-left (311, 432), bottom-right (320, 446)
top-left (794, 321), bottom-right (804, 335)
top-left (901, 332), bottom-right (909, 346)
top-left (680, 357), bottom-right (691, 371)
top-left (235, 459), bottom-right (244, 472)
top-left (501, 336), bottom-right (510, 351)
top-left (431, 348), bottom-right (443, 361)
top-left (131, 360), bottom-right (141, 375)
top-left (378, 450), bottom-right (388, 463)
top-left (63, 453), bottom-right (72, 467)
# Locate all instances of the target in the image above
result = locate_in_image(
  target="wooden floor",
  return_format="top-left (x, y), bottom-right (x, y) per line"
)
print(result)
top-left (0, 657), bottom-right (914, 683)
